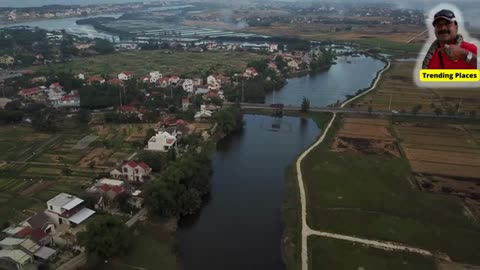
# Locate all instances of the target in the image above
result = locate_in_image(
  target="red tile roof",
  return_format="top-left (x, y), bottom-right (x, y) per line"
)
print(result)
top-left (15, 226), bottom-right (32, 238)
top-left (137, 162), bottom-right (150, 170)
top-left (19, 87), bottom-right (40, 96)
top-left (108, 78), bottom-right (124, 86)
top-left (121, 71), bottom-right (132, 76)
top-left (30, 229), bottom-right (48, 243)
top-left (50, 82), bottom-right (61, 89)
top-left (99, 184), bottom-right (111, 192)
top-left (60, 94), bottom-right (80, 102)
top-left (87, 76), bottom-right (104, 83)
top-left (112, 186), bottom-right (123, 193)
top-left (166, 138), bottom-right (175, 144)
top-left (126, 160), bottom-right (137, 168)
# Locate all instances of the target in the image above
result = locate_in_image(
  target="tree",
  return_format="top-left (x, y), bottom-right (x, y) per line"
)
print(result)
top-left (434, 107), bottom-right (443, 116)
top-left (144, 128), bottom-right (156, 145)
top-left (411, 104), bottom-right (422, 116)
top-left (214, 106), bottom-right (243, 135)
top-left (77, 109), bottom-right (91, 125)
top-left (301, 97), bottom-right (310, 113)
top-left (78, 216), bottom-right (131, 259)
top-left (93, 38), bottom-right (115, 54)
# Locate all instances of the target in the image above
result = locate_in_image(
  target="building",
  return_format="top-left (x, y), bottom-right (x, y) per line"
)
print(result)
top-left (0, 237), bottom-right (56, 269)
top-left (0, 56), bottom-right (15, 65)
top-left (158, 77), bottom-right (170, 88)
top-left (87, 178), bottom-right (126, 210)
top-left (44, 193), bottom-right (95, 227)
top-left (147, 128), bottom-right (177, 152)
top-left (181, 98), bottom-right (191, 111)
top-left (18, 87), bottom-right (41, 98)
top-left (192, 78), bottom-right (203, 86)
top-left (117, 161), bottom-right (152, 182)
top-left (46, 83), bottom-right (65, 101)
top-left (207, 75), bottom-right (221, 92)
top-left (149, 71), bottom-right (162, 83)
top-left (288, 60), bottom-right (300, 70)
top-left (182, 79), bottom-right (194, 93)
top-left (168, 76), bottom-right (180, 85)
top-left (194, 105), bottom-right (213, 119)
top-left (54, 93), bottom-right (80, 108)
top-left (87, 76), bottom-right (105, 84)
top-left (118, 71), bottom-right (133, 81)
top-left (269, 43), bottom-right (279, 52)
top-left (0, 248), bottom-right (32, 270)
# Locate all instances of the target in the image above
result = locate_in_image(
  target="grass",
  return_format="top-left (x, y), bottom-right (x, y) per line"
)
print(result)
top-left (40, 50), bottom-right (264, 78)
top-left (301, 114), bottom-right (480, 264)
top-left (308, 236), bottom-right (437, 270)
top-left (94, 222), bottom-right (177, 270)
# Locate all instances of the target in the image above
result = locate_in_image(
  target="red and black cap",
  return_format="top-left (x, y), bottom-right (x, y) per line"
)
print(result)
top-left (433, 9), bottom-right (456, 26)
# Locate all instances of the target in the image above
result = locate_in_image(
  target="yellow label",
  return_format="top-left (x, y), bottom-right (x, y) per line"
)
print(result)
top-left (419, 69), bottom-right (480, 82)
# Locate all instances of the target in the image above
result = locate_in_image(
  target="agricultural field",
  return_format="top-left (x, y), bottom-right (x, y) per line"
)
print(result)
top-left (40, 51), bottom-right (263, 78)
top-left (302, 115), bottom-right (480, 265)
top-left (308, 237), bottom-right (437, 270)
top-left (395, 123), bottom-right (480, 179)
top-left (0, 123), bottom-right (143, 224)
top-left (351, 61), bottom-right (480, 114)
top-left (331, 117), bottom-right (400, 157)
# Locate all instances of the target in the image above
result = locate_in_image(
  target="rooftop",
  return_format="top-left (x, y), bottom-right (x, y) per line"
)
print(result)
top-left (0, 249), bottom-right (31, 265)
top-left (47, 193), bottom-right (84, 210)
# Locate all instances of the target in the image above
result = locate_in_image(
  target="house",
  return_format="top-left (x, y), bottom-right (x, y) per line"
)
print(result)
top-left (47, 83), bottom-right (65, 101)
top-left (44, 193), bottom-right (95, 227)
top-left (182, 98), bottom-right (191, 111)
top-left (147, 129), bottom-right (177, 152)
top-left (194, 105), bottom-right (213, 119)
top-left (140, 76), bottom-right (151, 83)
top-left (243, 67), bottom-right (258, 78)
top-left (87, 76), bottom-right (105, 85)
top-left (23, 212), bottom-right (56, 236)
top-left (87, 178), bottom-right (125, 209)
top-left (268, 62), bottom-right (278, 71)
top-left (30, 76), bottom-right (47, 84)
top-left (0, 248), bottom-right (32, 270)
top-left (158, 77), bottom-right (170, 88)
top-left (149, 71), bottom-right (162, 81)
top-left (207, 75), bottom-right (221, 92)
top-left (76, 73), bottom-right (85, 80)
top-left (168, 76), bottom-right (180, 85)
top-left (108, 78), bottom-right (124, 86)
top-left (182, 79), bottom-right (194, 93)
top-left (0, 55), bottom-right (15, 65)
top-left (54, 93), bottom-right (80, 108)
top-left (129, 190), bottom-right (143, 209)
top-left (268, 43), bottom-right (279, 52)
top-left (119, 161), bottom-right (152, 182)
top-left (18, 87), bottom-right (41, 98)
top-left (118, 71), bottom-right (133, 81)
top-left (0, 237), bottom-right (56, 265)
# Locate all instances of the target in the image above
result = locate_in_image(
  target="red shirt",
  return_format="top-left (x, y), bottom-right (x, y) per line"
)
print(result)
top-left (427, 41), bottom-right (477, 69)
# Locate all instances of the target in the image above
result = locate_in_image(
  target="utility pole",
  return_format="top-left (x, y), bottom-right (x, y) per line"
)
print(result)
top-left (241, 80), bottom-right (244, 103)
top-left (388, 91), bottom-right (393, 111)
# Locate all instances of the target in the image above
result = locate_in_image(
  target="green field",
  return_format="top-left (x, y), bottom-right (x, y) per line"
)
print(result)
top-left (309, 237), bottom-right (437, 270)
top-left (41, 51), bottom-right (264, 78)
top-left (302, 114), bottom-right (480, 264)
top-left (94, 223), bottom-right (177, 270)
top-left (353, 37), bottom-right (423, 53)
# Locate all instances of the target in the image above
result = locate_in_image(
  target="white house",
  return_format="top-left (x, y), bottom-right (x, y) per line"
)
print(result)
top-left (207, 75), bottom-right (221, 91)
top-left (195, 105), bottom-right (213, 119)
top-left (182, 79), bottom-right (194, 93)
top-left (46, 83), bottom-right (65, 102)
top-left (192, 78), bottom-right (203, 86)
top-left (54, 93), bottom-right (80, 108)
top-left (44, 193), bottom-right (95, 227)
top-left (118, 71), bottom-right (133, 81)
top-left (147, 129), bottom-right (177, 152)
top-left (120, 161), bottom-right (152, 182)
top-left (149, 71), bottom-right (162, 83)
top-left (76, 73), bottom-right (85, 80)
top-left (268, 43), bottom-right (279, 52)
top-left (158, 78), bottom-right (170, 88)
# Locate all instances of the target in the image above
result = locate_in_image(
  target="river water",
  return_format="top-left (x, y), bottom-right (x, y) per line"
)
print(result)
top-left (177, 115), bottom-right (320, 270)
top-left (265, 55), bottom-right (386, 107)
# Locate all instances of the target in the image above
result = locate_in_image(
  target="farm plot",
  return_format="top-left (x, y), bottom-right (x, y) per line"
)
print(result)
top-left (395, 123), bottom-right (480, 179)
top-left (78, 148), bottom-right (114, 167)
top-left (331, 117), bottom-right (400, 157)
top-left (352, 61), bottom-right (480, 114)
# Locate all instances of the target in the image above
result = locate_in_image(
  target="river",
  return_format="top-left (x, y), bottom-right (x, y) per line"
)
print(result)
top-left (265, 55), bottom-right (386, 107)
top-left (177, 115), bottom-right (320, 270)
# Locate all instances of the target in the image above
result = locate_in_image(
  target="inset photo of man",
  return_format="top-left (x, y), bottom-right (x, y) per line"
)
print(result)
top-left (422, 9), bottom-right (477, 69)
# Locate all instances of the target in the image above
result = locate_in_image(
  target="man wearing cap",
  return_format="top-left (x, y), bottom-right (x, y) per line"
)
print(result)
top-left (422, 9), bottom-right (477, 69)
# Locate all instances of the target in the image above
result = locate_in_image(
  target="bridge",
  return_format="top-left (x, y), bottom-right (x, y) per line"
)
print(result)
top-left (225, 102), bottom-right (479, 120)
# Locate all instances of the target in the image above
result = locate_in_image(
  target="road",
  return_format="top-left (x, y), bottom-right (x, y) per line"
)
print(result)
top-left (55, 208), bottom-right (147, 270)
